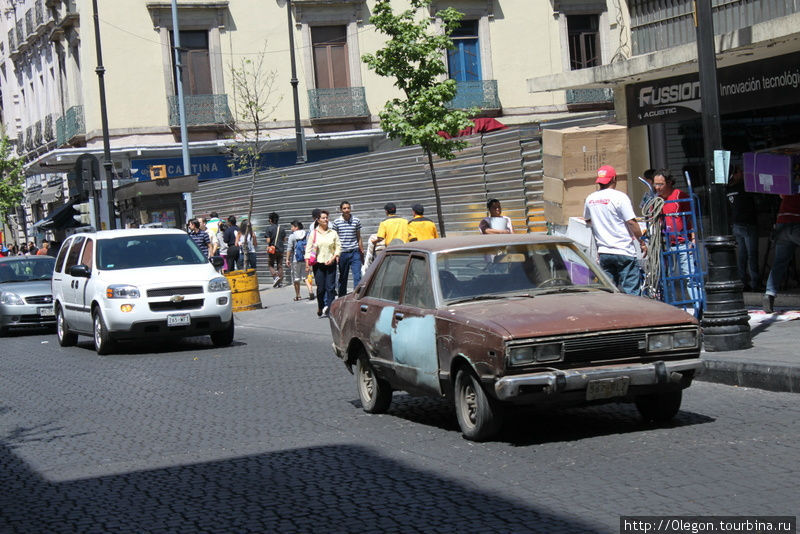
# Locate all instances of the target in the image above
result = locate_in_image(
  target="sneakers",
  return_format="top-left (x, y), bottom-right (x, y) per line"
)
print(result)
top-left (320, 305), bottom-right (329, 318)
top-left (763, 294), bottom-right (775, 314)
top-left (272, 276), bottom-right (281, 288)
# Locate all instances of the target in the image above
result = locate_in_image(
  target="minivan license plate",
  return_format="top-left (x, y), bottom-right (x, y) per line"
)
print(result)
top-left (586, 377), bottom-right (630, 401)
top-left (167, 313), bottom-right (191, 327)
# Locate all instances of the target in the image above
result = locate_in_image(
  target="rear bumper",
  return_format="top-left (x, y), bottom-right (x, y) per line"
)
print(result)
top-left (494, 358), bottom-right (703, 401)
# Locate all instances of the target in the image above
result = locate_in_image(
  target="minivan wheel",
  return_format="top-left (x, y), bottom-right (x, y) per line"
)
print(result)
top-left (635, 390), bottom-right (682, 423)
top-left (93, 310), bottom-right (115, 356)
top-left (356, 358), bottom-right (392, 413)
top-left (210, 318), bottom-right (235, 347)
top-left (56, 306), bottom-right (78, 347)
top-left (454, 368), bottom-right (503, 442)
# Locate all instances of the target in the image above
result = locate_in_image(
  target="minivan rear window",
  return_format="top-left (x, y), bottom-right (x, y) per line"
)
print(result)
top-left (97, 234), bottom-right (207, 270)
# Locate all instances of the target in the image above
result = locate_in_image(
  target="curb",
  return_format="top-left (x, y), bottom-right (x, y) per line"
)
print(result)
top-left (697, 357), bottom-right (800, 393)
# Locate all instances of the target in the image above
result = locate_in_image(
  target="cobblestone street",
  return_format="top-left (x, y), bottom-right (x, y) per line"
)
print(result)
top-left (1, 304), bottom-right (798, 533)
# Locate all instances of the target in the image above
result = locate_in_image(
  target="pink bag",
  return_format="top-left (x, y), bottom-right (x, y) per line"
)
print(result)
top-left (307, 230), bottom-right (318, 266)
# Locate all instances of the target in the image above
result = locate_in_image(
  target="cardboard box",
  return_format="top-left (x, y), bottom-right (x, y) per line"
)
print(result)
top-left (542, 124), bottom-right (629, 180)
top-left (743, 150), bottom-right (800, 195)
top-left (543, 175), bottom-right (629, 226)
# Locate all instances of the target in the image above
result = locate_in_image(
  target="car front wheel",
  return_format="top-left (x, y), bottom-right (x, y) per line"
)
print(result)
top-left (454, 368), bottom-right (503, 441)
top-left (356, 358), bottom-right (392, 413)
top-left (635, 390), bottom-right (682, 423)
top-left (210, 318), bottom-right (235, 347)
top-left (93, 310), bottom-right (115, 356)
top-left (56, 306), bottom-right (78, 347)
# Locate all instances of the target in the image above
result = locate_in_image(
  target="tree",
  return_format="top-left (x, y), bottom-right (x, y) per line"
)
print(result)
top-left (363, 0), bottom-right (475, 237)
top-left (227, 44), bottom-right (283, 268)
top-left (0, 135), bottom-right (25, 235)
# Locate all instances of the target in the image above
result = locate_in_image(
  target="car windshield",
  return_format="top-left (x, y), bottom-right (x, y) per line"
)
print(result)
top-left (97, 234), bottom-right (207, 270)
top-left (435, 243), bottom-right (613, 303)
top-left (0, 257), bottom-right (56, 282)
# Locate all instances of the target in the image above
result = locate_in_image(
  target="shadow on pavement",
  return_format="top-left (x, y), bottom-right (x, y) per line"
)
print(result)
top-left (1, 436), bottom-right (601, 533)
top-left (69, 336), bottom-right (247, 356)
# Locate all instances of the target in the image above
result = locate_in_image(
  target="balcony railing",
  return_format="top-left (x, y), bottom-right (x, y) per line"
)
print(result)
top-left (8, 29), bottom-right (15, 51)
top-left (55, 115), bottom-right (66, 146)
top-left (446, 80), bottom-right (500, 110)
top-left (64, 105), bottom-right (85, 141)
top-left (16, 137), bottom-right (25, 155)
top-left (167, 94), bottom-right (232, 127)
top-left (16, 20), bottom-right (24, 45)
top-left (566, 88), bottom-right (614, 105)
top-left (34, 120), bottom-right (43, 147)
top-left (307, 87), bottom-right (369, 120)
top-left (25, 9), bottom-right (33, 37)
top-left (44, 114), bottom-right (54, 141)
top-left (25, 126), bottom-right (34, 151)
top-left (35, 0), bottom-right (44, 26)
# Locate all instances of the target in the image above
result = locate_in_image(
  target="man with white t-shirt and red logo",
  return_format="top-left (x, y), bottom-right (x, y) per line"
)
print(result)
top-left (583, 165), bottom-right (647, 295)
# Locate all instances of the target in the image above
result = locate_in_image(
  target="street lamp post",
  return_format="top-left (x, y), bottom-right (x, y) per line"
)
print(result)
top-left (694, 0), bottom-right (750, 351)
top-left (286, 0), bottom-right (307, 164)
top-left (91, 0), bottom-right (116, 230)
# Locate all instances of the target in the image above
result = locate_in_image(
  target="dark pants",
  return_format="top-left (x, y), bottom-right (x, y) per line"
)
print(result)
top-left (316, 263), bottom-right (337, 311)
top-left (338, 249), bottom-right (362, 296)
top-left (227, 246), bottom-right (240, 271)
top-left (599, 253), bottom-right (640, 295)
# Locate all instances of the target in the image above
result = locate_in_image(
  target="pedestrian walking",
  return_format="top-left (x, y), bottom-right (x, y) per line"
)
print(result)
top-left (583, 165), bottom-right (646, 295)
top-left (332, 201), bottom-right (364, 296)
top-left (216, 221), bottom-right (229, 272)
top-left (763, 193), bottom-right (800, 313)
top-left (187, 218), bottom-right (211, 258)
top-left (238, 219), bottom-right (258, 270)
top-left (639, 168), bottom-right (657, 212)
top-left (199, 216), bottom-right (219, 258)
top-left (265, 212), bottom-right (286, 287)
top-left (370, 202), bottom-right (409, 247)
top-left (36, 240), bottom-right (50, 256)
top-left (479, 199), bottom-right (514, 234)
top-left (286, 220), bottom-right (314, 301)
top-left (727, 164), bottom-right (761, 291)
top-left (408, 203), bottom-right (438, 242)
top-left (306, 209), bottom-right (340, 318)
top-left (223, 216), bottom-right (240, 271)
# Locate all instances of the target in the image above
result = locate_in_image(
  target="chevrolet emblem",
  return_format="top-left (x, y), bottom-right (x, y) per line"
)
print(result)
top-left (170, 295), bottom-right (185, 303)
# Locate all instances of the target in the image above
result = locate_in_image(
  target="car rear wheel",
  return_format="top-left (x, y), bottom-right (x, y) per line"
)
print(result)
top-left (635, 390), bottom-right (682, 423)
top-left (93, 310), bottom-right (115, 356)
top-left (454, 368), bottom-right (503, 442)
top-left (356, 358), bottom-right (392, 413)
top-left (56, 306), bottom-right (78, 347)
top-left (210, 318), bottom-right (235, 347)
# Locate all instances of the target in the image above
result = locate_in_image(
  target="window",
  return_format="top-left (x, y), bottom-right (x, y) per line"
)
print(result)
top-left (365, 254), bottom-right (408, 302)
top-left (171, 31), bottom-right (212, 95)
top-left (64, 236), bottom-right (85, 272)
top-left (312, 26), bottom-right (349, 89)
top-left (80, 239), bottom-right (93, 270)
top-left (448, 20), bottom-right (480, 81)
top-left (567, 15), bottom-right (600, 70)
top-left (54, 238), bottom-right (71, 273)
top-left (402, 257), bottom-right (435, 309)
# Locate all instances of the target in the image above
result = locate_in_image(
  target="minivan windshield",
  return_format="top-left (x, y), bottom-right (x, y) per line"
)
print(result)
top-left (97, 234), bottom-right (207, 270)
top-left (436, 243), bottom-right (613, 302)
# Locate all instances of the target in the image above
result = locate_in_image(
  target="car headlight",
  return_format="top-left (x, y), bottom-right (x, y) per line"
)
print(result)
top-left (208, 277), bottom-right (230, 292)
top-left (0, 291), bottom-right (24, 305)
top-left (647, 330), bottom-right (699, 352)
top-left (508, 342), bottom-right (563, 366)
top-left (106, 285), bottom-right (140, 299)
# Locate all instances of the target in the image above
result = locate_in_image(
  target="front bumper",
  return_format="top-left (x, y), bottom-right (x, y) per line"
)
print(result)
top-left (0, 304), bottom-right (56, 329)
top-left (494, 358), bottom-right (703, 401)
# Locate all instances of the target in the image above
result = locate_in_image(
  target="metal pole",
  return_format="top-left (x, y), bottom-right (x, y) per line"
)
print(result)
top-left (286, 0), bottom-right (307, 164)
top-left (91, 0), bottom-right (116, 229)
top-left (694, 0), bottom-right (750, 351)
top-left (171, 0), bottom-right (193, 218)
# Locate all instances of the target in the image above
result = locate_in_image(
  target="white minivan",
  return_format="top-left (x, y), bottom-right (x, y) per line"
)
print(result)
top-left (52, 228), bottom-right (234, 355)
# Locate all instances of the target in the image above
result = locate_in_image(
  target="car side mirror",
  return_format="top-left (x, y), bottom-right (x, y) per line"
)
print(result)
top-left (210, 256), bottom-right (224, 269)
top-left (69, 264), bottom-right (91, 278)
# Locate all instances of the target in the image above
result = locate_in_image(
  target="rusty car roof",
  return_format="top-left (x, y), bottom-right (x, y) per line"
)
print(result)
top-left (385, 233), bottom-right (573, 254)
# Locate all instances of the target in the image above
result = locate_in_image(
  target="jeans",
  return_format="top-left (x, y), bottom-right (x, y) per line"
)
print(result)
top-left (316, 262), bottom-right (337, 311)
top-left (338, 249), bottom-right (362, 296)
top-left (732, 223), bottom-right (759, 288)
top-left (766, 223), bottom-right (800, 297)
top-left (598, 253), bottom-right (640, 295)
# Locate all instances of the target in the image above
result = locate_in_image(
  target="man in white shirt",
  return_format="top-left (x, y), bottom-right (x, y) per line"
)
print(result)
top-left (583, 165), bottom-right (646, 295)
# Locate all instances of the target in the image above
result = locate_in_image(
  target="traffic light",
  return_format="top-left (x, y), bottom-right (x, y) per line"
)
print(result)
top-left (72, 202), bottom-right (91, 225)
top-left (72, 154), bottom-right (99, 202)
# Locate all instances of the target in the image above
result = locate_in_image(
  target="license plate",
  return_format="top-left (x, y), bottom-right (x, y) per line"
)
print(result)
top-left (586, 376), bottom-right (630, 401)
top-left (38, 306), bottom-right (54, 317)
top-left (167, 313), bottom-right (191, 327)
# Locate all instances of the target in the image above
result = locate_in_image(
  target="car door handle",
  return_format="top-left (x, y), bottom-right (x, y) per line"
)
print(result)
top-left (394, 312), bottom-right (404, 321)
top-left (360, 305), bottom-right (368, 312)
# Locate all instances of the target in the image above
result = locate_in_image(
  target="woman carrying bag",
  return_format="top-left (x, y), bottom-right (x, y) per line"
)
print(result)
top-left (305, 209), bottom-right (340, 318)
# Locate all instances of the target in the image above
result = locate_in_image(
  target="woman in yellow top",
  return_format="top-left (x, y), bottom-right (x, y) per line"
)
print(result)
top-left (305, 209), bottom-right (341, 318)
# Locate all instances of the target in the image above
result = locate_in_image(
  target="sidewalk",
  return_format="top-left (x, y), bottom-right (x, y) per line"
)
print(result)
top-left (251, 280), bottom-right (800, 394)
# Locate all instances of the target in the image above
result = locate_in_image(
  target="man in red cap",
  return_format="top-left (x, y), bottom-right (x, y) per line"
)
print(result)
top-left (583, 165), bottom-right (646, 294)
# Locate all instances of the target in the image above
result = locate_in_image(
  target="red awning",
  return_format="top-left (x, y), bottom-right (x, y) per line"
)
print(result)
top-left (438, 118), bottom-right (507, 139)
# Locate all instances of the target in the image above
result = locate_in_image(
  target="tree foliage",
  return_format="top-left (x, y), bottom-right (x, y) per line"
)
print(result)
top-left (0, 135), bottom-right (25, 226)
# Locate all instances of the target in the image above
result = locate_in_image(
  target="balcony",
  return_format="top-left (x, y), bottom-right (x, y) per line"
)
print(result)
top-left (34, 120), bottom-right (43, 147)
top-left (565, 88), bottom-right (614, 110)
top-left (446, 80), bottom-right (500, 111)
top-left (64, 105), bottom-right (85, 142)
top-left (307, 87), bottom-right (369, 121)
top-left (55, 115), bottom-right (65, 146)
top-left (25, 126), bottom-right (34, 151)
top-left (44, 114), bottom-right (54, 142)
top-left (8, 29), bottom-right (15, 52)
top-left (167, 94), bottom-right (232, 128)
top-left (25, 9), bottom-right (33, 40)
top-left (15, 20), bottom-right (24, 46)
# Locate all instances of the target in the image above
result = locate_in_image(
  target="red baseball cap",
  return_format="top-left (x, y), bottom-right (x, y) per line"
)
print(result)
top-left (596, 165), bottom-right (617, 185)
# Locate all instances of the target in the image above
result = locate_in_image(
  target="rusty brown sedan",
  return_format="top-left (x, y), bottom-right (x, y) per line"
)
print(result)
top-left (329, 234), bottom-right (702, 441)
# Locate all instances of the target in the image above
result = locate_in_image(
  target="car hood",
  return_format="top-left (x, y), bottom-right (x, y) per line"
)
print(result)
top-left (440, 292), bottom-right (697, 339)
top-left (0, 279), bottom-right (53, 296)
top-left (96, 264), bottom-right (220, 287)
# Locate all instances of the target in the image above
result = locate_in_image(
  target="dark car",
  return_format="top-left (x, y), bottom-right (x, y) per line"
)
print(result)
top-left (0, 255), bottom-right (56, 336)
top-left (329, 234), bottom-right (702, 441)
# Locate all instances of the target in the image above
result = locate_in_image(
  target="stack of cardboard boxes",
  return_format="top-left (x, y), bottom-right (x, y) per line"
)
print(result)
top-left (542, 124), bottom-right (629, 225)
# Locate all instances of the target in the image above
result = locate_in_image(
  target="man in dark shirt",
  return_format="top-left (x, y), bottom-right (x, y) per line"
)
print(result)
top-left (223, 216), bottom-right (240, 270)
top-left (727, 165), bottom-right (760, 291)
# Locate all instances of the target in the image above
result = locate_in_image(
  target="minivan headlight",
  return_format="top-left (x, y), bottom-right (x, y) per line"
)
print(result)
top-left (0, 291), bottom-right (24, 305)
top-left (106, 285), bottom-right (140, 299)
top-left (508, 342), bottom-right (563, 366)
top-left (208, 277), bottom-right (230, 292)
